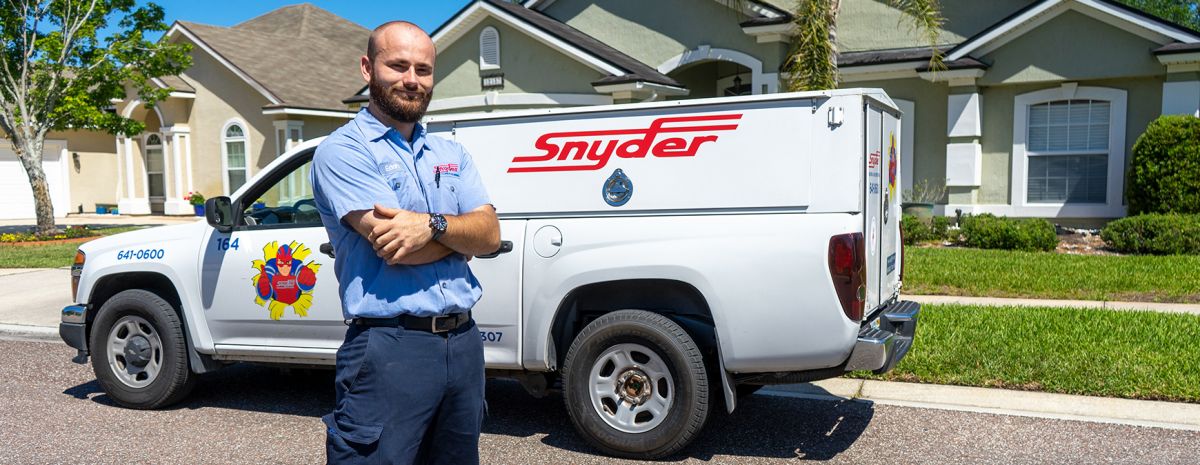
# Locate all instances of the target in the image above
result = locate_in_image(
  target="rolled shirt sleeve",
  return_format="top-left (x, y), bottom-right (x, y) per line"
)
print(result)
top-left (311, 139), bottom-right (398, 224)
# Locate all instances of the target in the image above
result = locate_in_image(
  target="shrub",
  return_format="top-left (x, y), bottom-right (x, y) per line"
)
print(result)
top-left (902, 215), bottom-right (955, 245)
top-left (1128, 115), bottom-right (1200, 214)
top-left (960, 214), bottom-right (1057, 252)
top-left (1101, 214), bottom-right (1200, 255)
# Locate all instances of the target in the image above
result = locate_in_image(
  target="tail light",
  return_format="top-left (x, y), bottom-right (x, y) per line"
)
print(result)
top-left (898, 227), bottom-right (905, 283)
top-left (71, 250), bottom-right (85, 300)
top-left (828, 233), bottom-right (865, 322)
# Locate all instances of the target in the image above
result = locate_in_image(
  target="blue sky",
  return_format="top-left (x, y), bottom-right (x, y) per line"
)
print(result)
top-left (143, 1), bottom-right (475, 40)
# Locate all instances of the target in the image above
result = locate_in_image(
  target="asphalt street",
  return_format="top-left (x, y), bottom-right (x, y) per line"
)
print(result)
top-left (2, 338), bottom-right (1197, 464)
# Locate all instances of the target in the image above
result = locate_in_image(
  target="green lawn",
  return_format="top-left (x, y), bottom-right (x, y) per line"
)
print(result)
top-left (0, 226), bottom-right (148, 268)
top-left (850, 304), bottom-right (1200, 403)
top-left (904, 246), bottom-right (1200, 303)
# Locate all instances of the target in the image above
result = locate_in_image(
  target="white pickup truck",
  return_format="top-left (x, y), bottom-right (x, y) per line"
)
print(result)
top-left (60, 89), bottom-right (919, 459)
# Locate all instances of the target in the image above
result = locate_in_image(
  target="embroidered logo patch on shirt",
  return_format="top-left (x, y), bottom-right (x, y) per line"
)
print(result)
top-left (435, 163), bottom-right (460, 177)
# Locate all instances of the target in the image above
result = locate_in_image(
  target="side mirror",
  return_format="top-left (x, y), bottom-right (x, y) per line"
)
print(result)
top-left (205, 196), bottom-right (235, 233)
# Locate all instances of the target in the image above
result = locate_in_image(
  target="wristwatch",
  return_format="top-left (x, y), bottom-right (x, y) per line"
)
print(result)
top-left (428, 213), bottom-right (447, 240)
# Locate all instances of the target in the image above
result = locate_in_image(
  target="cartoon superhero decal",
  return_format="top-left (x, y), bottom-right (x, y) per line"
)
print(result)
top-left (252, 241), bottom-right (320, 320)
top-left (888, 133), bottom-right (898, 199)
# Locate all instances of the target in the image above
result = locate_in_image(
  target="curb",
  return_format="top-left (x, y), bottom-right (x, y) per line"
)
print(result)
top-left (904, 294), bottom-right (1200, 315)
top-left (762, 379), bottom-right (1200, 432)
top-left (0, 323), bottom-right (59, 342)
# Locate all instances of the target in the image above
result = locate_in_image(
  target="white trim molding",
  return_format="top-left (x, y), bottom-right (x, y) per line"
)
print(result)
top-left (433, 2), bottom-right (625, 77)
top-left (658, 46), bottom-right (767, 95)
top-left (948, 0), bottom-right (1200, 61)
top-left (166, 23), bottom-right (283, 105)
top-left (220, 118), bottom-right (252, 196)
top-left (742, 23), bottom-right (792, 43)
top-left (429, 92), bottom-right (613, 113)
top-left (260, 107), bottom-right (356, 118)
top-left (1010, 84), bottom-right (1128, 218)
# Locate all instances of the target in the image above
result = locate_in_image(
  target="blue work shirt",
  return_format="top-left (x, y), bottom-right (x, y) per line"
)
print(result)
top-left (311, 109), bottom-right (492, 319)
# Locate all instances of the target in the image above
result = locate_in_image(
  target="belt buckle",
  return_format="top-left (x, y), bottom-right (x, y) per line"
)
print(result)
top-left (431, 315), bottom-right (448, 333)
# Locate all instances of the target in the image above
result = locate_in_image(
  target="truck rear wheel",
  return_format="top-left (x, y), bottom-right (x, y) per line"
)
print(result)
top-left (562, 310), bottom-right (709, 459)
top-left (89, 289), bottom-right (195, 409)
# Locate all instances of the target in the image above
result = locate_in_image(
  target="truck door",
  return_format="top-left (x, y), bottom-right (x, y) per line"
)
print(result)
top-left (864, 106), bottom-right (883, 312)
top-left (428, 121), bottom-right (526, 369)
top-left (879, 110), bottom-right (902, 302)
top-left (199, 151), bottom-right (345, 350)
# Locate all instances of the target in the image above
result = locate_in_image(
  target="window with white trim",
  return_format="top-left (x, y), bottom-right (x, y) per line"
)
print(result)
top-left (479, 26), bottom-right (500, 70)
top-left (223, 123), bottom-right (249, 194)
top-left (1025, 99), bottom-right (1109, 203)
top-left (144, 134), bottom-right (165, 199)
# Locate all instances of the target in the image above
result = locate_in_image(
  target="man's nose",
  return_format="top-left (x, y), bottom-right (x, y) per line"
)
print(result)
top-left (401, 68), bottom-right (420, 88)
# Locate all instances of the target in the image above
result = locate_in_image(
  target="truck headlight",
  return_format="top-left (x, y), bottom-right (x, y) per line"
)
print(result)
top-left (71, 249), bottom-right (85, 301)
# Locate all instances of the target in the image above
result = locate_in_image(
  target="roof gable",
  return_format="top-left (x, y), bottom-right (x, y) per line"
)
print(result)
top-left (947, 0), bottom-right (1200, 61)
top-left (433, 0), bottom-right (681, 88)
top-left (166, 5), bottom-right (368, 113)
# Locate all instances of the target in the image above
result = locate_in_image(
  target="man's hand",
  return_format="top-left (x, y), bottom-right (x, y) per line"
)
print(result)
top-left (368, 205), bottom-right (433, 263)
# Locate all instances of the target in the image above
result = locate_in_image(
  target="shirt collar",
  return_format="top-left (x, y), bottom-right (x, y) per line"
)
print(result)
top-left (354, 108), bottom-right (427, 154)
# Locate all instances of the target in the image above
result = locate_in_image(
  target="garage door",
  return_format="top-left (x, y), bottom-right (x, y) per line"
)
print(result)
top-left (0, 141), bottom-right (68, 220)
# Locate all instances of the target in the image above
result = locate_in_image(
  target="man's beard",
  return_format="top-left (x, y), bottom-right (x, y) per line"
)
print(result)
top-left (369, 78), bottom-right (432, 123)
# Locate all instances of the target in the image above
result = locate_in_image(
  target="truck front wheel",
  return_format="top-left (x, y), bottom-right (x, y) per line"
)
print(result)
top-left (89, 289), bottom-right (195, 409)
top-left (562, 310), bottom-right (709, 459)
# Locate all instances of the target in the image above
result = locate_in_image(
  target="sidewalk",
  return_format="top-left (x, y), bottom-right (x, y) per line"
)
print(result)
top-left (904, 294), bottom-right (1200, 315)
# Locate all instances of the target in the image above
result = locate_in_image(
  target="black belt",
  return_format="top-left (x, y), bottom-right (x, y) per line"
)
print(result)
top-left (353, 311), bottom-right (471, 333)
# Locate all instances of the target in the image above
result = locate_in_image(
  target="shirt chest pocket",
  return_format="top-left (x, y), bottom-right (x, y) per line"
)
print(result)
top-left (384, 171), bottom-right (421, 211)
top-left (427, 175), bottom-right (461, 216)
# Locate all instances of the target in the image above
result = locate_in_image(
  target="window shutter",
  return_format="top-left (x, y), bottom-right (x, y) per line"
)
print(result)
top-left (480, 27), bottom-right (500, 69)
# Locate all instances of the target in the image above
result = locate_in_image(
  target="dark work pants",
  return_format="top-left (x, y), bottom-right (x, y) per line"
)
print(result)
top-left (323, 318), bottom-right (485, 465)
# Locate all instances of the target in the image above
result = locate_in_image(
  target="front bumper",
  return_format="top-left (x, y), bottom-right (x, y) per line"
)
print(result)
top-left (844, 300), bottom-right (920, 373)
top-left (60, 305), bottom-right (88, 363)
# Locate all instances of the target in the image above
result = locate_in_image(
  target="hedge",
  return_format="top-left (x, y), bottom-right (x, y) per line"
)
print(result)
top-left (960, 214), bottom-right (1057, 252)
top-left (1101, 214), bottom-right (1200, 255)
top-left (1127, 115), bottom-right (1200, 214)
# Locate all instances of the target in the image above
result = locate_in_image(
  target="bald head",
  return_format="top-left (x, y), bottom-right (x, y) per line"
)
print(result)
top-left (366, 21), bottom-right (433, 61)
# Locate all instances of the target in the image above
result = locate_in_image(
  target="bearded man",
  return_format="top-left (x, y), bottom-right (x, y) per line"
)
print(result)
top-left (310, 21), bottom-right (500, 465)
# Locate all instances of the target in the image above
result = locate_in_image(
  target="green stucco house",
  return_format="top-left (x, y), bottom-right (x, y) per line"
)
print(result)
top-left (349, 0), bottom-right (1200, 223)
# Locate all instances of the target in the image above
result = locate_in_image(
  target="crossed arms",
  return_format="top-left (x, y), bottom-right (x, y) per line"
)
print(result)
top-left (345, 204), bottom-right (500, 266)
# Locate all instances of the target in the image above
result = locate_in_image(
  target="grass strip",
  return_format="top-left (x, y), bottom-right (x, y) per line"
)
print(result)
top-left (904, 247), bottom-right (1200, 303)
top-left (0, 226), bottom-right (149, 268)
top-left (849, 304), bottom-right (1200, 403)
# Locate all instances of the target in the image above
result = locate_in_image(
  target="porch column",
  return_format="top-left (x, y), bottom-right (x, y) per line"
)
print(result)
top-left (160, 125), bottom-right (193, 215)
top-left (921, 68), bottom-right (986, 205)
top-left (1162, 66), bottom-right (1200, 117)
top-left (117, 135), bottom-right (151, 215)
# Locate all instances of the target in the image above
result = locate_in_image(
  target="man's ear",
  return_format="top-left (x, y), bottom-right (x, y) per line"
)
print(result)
top-left (360, 56), bottom-right (372, 83)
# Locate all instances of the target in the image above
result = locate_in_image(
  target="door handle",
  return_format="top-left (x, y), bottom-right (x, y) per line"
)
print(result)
top-left (319, 242), bottom-right (335, 259)
top-left (476, 240), bottom-right (513, 259)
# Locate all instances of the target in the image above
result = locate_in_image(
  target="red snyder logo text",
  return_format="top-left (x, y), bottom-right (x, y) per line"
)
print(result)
top-left (508, 114), bottom-right (742, 173)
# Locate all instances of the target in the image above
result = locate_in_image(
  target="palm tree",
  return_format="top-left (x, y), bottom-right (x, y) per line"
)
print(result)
top-left (784, 0), bottom-right (945, 91)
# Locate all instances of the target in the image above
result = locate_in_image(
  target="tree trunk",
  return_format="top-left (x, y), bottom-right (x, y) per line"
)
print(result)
top-left (14, 137), bottom-right (57, 236)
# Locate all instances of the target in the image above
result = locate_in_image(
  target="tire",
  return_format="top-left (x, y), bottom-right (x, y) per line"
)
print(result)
top-left (561, 310), bottom-right (709, 459)
top-left (89, 289), bottom-right (195, 409)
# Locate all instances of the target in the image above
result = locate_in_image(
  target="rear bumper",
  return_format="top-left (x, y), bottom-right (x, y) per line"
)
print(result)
top-left (844, 300), bottom-right (920, 373)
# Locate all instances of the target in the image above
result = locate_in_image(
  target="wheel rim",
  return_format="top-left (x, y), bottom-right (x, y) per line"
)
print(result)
top-left (105, 315), bottom-right (164, 389)
top-left (588, 343), bottom-right (674, 434)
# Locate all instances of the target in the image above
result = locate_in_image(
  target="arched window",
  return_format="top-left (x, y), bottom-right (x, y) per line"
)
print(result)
top-left (222, 121), bottom-right (249, 195)
top-left (479, 26), bottom-right (500, 70)
top-left (1011, 86), bottom-right (1126, 217)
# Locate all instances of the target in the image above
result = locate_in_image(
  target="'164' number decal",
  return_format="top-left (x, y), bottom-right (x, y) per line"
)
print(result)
top-left (215, 237), bottom-right (240, 251)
